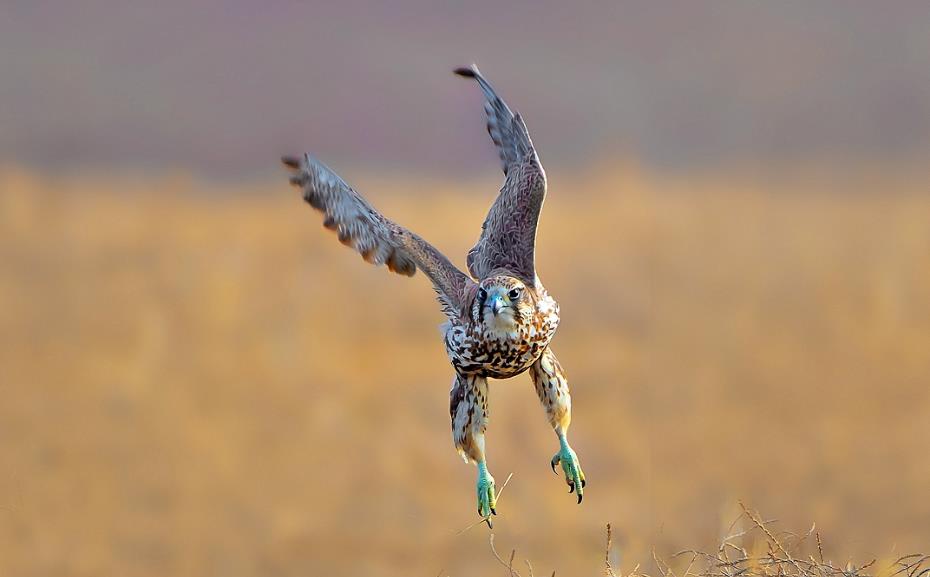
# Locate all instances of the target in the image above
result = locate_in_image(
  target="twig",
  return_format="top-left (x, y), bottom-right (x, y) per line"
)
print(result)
top-left (739, 501), bottom-right (805, 576)
top-left (654, 548), bottom-right (675, 577)
top-left (606, 523), bottom-right (618, 577)
top-left (489, 533), bottom-right (521, 577)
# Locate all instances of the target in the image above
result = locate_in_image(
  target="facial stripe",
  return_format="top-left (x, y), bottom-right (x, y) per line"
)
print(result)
top-left (476, 287), bottom-right (487, 324)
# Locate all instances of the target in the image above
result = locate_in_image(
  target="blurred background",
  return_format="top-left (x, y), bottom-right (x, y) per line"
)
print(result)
top-left (1, 1), bottom-right (929, 576)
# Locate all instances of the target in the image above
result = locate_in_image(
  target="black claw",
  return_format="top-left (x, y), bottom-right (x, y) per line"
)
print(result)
top-left (491, 507), bottom-right (497, 516)
top-left (487, 518), bottom-right (494, 530)
top-left (581, 478), bottom-right (586, 488)
top-left (568, 482), bottom-right (575, 494)
top-left (577, 493), bottom-right (583, 504)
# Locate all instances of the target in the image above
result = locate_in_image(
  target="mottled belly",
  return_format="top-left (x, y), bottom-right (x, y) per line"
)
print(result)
top-left (444, 330), bottom-right (550, 378)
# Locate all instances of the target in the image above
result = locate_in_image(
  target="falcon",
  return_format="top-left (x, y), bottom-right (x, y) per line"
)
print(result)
top-left (282, 65), bottom-right (585, 521)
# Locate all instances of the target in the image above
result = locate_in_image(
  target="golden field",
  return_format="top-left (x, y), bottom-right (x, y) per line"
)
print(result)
top-left (0, 163), bottom-right (928, 576)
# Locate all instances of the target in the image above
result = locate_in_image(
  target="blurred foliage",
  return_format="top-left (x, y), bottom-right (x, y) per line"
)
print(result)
top-left (0, 163), bottom-right (928, 576)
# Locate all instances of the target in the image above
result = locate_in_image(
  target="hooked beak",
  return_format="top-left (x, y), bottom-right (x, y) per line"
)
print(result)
top-left (489, 294), bottom-right (506, 316)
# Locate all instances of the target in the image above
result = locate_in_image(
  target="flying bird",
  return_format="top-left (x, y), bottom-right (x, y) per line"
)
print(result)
top-left (282, 65), bottom-right (585, 521)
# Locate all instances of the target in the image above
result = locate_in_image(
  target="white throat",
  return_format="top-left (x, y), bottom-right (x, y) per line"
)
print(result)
top-left (485, 311), bottom-right (518, 338)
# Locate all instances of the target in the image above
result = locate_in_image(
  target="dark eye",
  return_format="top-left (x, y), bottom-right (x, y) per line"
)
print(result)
top-left (508, 288), bottom-right (522, 300)
top-left (477, 288), bottom-right (488, 300)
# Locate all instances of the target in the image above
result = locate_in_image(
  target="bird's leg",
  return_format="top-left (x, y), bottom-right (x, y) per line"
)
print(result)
top-left (551, 427), bottom-right (585, 502)
top-left (450, 373), bottom-right (497, 520)
top-left (476, 459), bottom-right (496, 519)
top-left (530, 348), bottom-right (586, 503)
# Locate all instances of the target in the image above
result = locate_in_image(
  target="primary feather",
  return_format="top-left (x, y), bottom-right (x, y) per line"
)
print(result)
top-left (455, 64), bottom-right (548, 288)
top-left (282, 153), bottom-right (473, 316)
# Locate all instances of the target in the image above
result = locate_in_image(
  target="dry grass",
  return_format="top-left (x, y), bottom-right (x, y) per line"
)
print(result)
top-left (1, 162), bottom-right (929, 576)
top-left (648, 503), bottom-right (928, 577)
top-left (487, 504), bottom-right (927, 577)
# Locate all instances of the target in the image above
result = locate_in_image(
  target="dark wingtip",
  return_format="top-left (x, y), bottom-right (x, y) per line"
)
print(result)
top-left (281, 155), bottom-right (301, 169)
top-left (454, 66), bottom-right (477, 78)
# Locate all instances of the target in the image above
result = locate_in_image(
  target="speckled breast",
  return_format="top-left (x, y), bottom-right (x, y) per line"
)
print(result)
top-left (444, 297), bottom-right (560, 378)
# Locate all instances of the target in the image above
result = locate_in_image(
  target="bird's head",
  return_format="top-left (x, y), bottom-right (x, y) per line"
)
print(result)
top-left (472, 276), bottom-right (533, 334)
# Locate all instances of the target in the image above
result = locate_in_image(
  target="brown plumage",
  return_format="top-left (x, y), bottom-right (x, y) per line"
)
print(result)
top-left (283, 64), bottom-right (586, 518)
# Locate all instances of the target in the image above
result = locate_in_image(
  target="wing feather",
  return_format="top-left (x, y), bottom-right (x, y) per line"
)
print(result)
top-left (455, 65), bottom-right (547, 286)
top-left (283, 153), bottom-right (474, 316)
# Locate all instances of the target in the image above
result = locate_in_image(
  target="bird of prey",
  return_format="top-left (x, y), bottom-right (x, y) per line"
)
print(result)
top-left (282, 65), bottom-right (585, 521)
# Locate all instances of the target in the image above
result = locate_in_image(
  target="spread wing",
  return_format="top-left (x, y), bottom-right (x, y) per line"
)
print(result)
top-left (283, 153), bottom-right (475, 317)
top-left (455, 64), bottom-right (547, 287)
